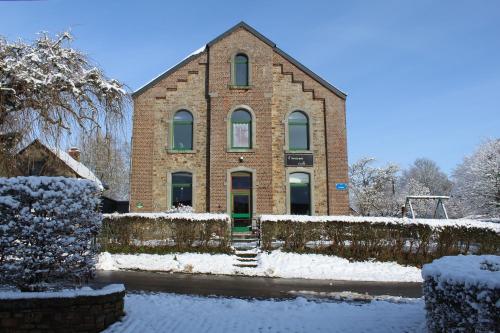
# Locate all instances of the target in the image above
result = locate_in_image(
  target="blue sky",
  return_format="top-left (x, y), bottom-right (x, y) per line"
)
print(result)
top-left (1, 0), bottom-right (499, 174)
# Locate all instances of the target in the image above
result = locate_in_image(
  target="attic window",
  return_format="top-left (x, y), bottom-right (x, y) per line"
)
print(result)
top-left (234, 54), bottom-right (249, 86)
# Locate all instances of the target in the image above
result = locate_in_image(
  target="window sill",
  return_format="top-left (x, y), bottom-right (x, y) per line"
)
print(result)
top-left (227, 148), bottom-right (255, 153)
top-left (167, 149), bottom-right (196, 154)
top-left (284, 149), bottom-right (313, 154)
top-left (228, 85), bottom-right (252, 90)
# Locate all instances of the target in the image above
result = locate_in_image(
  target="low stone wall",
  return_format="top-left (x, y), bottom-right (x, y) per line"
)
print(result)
top-left (0, 284), bottom-right (125, 333)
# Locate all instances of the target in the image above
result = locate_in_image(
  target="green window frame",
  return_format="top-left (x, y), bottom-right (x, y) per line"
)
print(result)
top-left (288, 111), bottom-right (309, 151)
top-left (172, 110), bottom-right (193, 151)
top-left (289, 172), bottom-right (311, 215)
top-left (231, 171), bottom-right (252, 233)
top-left (230, 109), bottom-right (252, 149)
top-left (233, 53), bottom-right (249, 86)
top-left (171, 172), bottom-right (192, 208)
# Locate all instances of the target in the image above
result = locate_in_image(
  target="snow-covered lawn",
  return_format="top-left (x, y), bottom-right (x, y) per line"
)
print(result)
top-left (104, 292), bottom-right (426, 333)
top-left (98, 250), bottom-right (422, 282)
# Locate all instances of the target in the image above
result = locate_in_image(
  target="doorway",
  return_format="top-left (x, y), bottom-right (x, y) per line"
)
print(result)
top-left (231, 171), bottom-right (252, 232)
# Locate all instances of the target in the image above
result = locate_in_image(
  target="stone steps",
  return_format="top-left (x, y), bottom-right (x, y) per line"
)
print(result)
top-left (231, 231), bottom-right (259, 251)
top-left (233, 249), bottom-right (259, 269)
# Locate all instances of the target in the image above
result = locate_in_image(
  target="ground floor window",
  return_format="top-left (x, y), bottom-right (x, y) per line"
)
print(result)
top-left (289, 172), bottom-right (311, 215)
top-left (171, 172), bottom-right (192, 207)
top-left (231, 171), bottom-right (252, 232)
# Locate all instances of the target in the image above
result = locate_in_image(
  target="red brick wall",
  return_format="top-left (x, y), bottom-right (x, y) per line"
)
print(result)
top-left (208, 27), bottom-right (274, 214)
top-left (131, 26), bottom-right (349, 215)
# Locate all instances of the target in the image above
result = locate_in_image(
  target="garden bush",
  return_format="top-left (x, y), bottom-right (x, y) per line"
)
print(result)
top-left (422, 255), bottom-right (500, 332)
top-left (99, 213), bottom-right (232, 254)
top-left (260, 215), bottom-right (499, 266)
top-left (0, 176), bottom-right (102, 291)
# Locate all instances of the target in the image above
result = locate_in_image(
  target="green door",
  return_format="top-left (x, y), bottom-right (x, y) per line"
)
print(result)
top-left (231, 172), bottom-right (252, 233)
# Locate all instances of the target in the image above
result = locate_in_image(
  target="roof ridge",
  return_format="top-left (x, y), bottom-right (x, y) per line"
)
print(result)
top-left (132, 21), bottom-right (346, 99)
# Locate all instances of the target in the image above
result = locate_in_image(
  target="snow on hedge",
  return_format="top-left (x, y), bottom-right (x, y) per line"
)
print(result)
top-left (422, 255), bottom-right (500, 332)
top-left (0, 176), bottom-right (102, 291)
top-left (104, 212), bottom-right (230, 222)
top-left (422, 255), bottom-right (500, 289)
top-left (0, 284), bottom-right (124, 300)
top-left (260, 214), bottom-right (500, 232)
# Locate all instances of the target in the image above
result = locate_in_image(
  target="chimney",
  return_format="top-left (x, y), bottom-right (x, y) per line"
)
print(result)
top-left (68, 147), bottom-right (80, 162)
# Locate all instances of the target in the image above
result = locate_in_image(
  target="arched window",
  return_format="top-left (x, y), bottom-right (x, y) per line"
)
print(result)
top-left (231, 109), bottom-right (252, 149)
top-left (234, 54), bottom-right (249, 86)
top-left (171, 172), bottom-right (192, 208)
top-left (288, 111), bottom-right (309, 150)
top-left (172, 110), bottom-right (193, 150)
top-left (289, 172), bottom-right (310, 215)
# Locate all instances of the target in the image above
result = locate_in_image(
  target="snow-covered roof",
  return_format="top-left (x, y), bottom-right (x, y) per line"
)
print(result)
top-left (133, 45), bottom-right (206, 96)
top-left (259, 215), bottom-right (500, 232)
top-left (20, 139), bottom-right (103, 190)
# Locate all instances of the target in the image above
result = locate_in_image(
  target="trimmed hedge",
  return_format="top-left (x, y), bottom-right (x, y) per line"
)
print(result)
top-left (0, 176), bottom-right (102, 291)
top-left (260, 215), bottom-right (500, 266)
top-left (98, 213), bottom-right (232, 254)
top-left (422, 255), bottom-right (500, 332)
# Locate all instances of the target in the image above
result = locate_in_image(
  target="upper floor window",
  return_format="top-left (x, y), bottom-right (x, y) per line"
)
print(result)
top-left (172, 110), bottom-right (193, 150)
top-left (288, 111), bottom-right (309, 150)
top-left (231, 109), bottom-right (252, 149)
top-left (234, 54), bottom-right (249, 86)
top-left (171, 172), bottom-right (192, 208)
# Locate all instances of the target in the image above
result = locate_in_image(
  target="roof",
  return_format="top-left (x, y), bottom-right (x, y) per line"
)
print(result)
top-left (133, 21), bottom-right (346, 99)
top-left (18, 139), bottom-right (103, 190)
top-left (132, 45), bottom-right (206, 97)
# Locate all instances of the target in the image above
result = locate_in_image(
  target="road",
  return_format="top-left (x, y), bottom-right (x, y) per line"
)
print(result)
top-left (95, 270), bottom-right (422, 299)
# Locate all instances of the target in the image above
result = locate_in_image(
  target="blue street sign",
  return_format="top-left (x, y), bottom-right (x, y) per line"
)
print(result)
top-left (335, 183), bottom-right (348, 190)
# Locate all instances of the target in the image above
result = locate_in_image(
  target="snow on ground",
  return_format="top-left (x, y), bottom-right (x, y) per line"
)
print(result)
top-left (104, 292), bottom-right (426, 333)
top-left (98, 250), bottom-right (422, 282)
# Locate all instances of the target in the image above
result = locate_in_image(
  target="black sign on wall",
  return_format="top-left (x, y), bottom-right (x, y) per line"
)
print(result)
top-left (285, 154), bottom-right (314, 167)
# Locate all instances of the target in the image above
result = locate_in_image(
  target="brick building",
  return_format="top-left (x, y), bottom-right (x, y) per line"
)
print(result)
top-left (130, 22), bottom-right (349, 231)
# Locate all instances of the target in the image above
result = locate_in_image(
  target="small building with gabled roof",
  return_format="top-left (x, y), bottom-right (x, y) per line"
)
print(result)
top-left (17, 139), bottom-right (103, 190)
top-left (130, 22), bottom-right (349, 231)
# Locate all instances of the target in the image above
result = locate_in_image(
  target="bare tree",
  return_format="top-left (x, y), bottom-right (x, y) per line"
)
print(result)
top-left (0, 31), bottom-right (128, 174)
top-left (452, 139), bottom-right (500, 218)
top-left (349, 157), bottom-right (401, 216)
top-left (401, 158), bottom-right (452, 196)
top-left (79, 131), bottom-right (130, 201)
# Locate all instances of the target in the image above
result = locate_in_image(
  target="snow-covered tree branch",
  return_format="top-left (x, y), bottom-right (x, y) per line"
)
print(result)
top-left (349, 157), bottom-right (400, 216)
top-left (0, 31), bottom-right (129, 173)
top-left (452, 139), bottom-right (500, 218)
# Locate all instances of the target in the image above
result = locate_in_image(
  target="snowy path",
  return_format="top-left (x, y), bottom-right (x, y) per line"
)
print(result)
top-left (104, 293), bottom-right (427, 333)
top-left (98, 250), bottom-right (422, 282)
